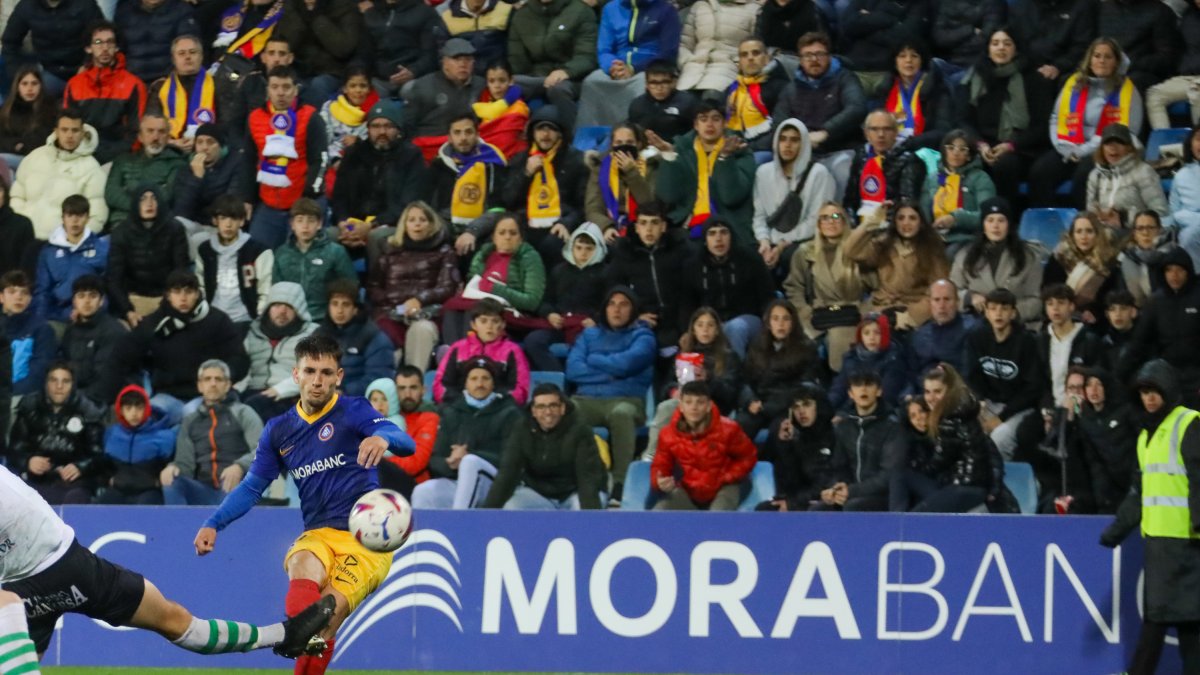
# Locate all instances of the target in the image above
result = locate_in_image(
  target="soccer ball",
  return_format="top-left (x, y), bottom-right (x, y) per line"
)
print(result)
top-left (349, 489), bottom-right (414, 553)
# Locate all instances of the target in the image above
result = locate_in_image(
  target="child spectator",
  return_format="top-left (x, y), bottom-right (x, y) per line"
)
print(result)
top-left (1078, 367), bottom-right (1137, 514)
top-left (433, 298), bottom-right (530, 405)
top-left (677, 307), bottom-right (742, 416)
top-left (0, 65), bottom-right (56, 172)
top-left (471, 60), bottom-right (530, 160)
top-left (756, 382), bottom-right (836, 512)
top-left (627, 60), bottom-right (699, 144)
top-left (888, 394), bottom-right (937, 512)
top-left (651, 381), bottom-right (757, 511)
top-left (34, 194), bottom-right (108, 323)
top-left (1, 269), bottom-right (55, 398)
top-left (95, 384), bottom-right (180, 505)
top-left (318, 67), bottom-right (376, 184)
top-left (523, 222), bottom-right (608, 372)
top-left (57, 275), bottom-right (127, 405)
top-left (196, 195), bottom-right (273, 330)
top-left (318, 279), bottom-right (395, 398)
top-left (272, 198), bottom-right (356, 322)
top-left (1100, 289), bottom-right (1138, 370)
top-left (821, 369), bottom-right (902, 512)
top-left (829, 313), bottom-right (908, 413)
top-left (366, 377), bottom-right (406, 428)
top-left (376, 366), bottom-right (439, 498)
top-left (739, 299), bottom-right (819, 437)
top-left (1037, 284), bottom-right (1108, 410)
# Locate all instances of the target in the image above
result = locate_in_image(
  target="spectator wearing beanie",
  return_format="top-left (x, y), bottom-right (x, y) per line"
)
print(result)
top-left (195, 194), bottom-right (273, 329)
top-left (56, 274), bottom-right (127, 405)
top-left (147, 35), bottom-right (222, 153)
top-left (104, 113), bottom-right (188, 228)
top-left (34, 194), bottom-right (109, 323)
top-left (64, 22), bottom-right (148, 166)
top-left (332, 100), bottom-right (428, 239)
top-left (102, 269), bottom-right (250, 418)
top-left (2, 0), bottom-right (103, 96)
top-left (949, 196), bottom-right (1044, 329)
top-left (171, 124), bottom-right (244, 228)
top-left (115, 0), bottom-right (199, 85)
top-left (106, 185), bottom-right (190, 324)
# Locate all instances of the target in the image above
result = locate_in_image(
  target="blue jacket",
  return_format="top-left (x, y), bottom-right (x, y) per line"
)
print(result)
top-left (34, 228), bottom-right (109, 322)
top-left (6, 306), bottom-right (56, 396)
top-left (317, 313), bottom-right (395, 398)
top-left (103, 395), bottom-right (180, 465)
top-left (830, 344), bottom-right (909, 413)
top-left (597, 0), bottom-right (681, 73)
top-left (1171, 162), bottom-right (1200, 233)
top-left (906, 313), bottom-right (979, 393)
top-left (566, 321), bottom-right (656, 398)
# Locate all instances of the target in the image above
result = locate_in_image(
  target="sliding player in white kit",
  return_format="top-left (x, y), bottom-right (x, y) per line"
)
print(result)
top-left (0, 464), bottom-right (335, 675)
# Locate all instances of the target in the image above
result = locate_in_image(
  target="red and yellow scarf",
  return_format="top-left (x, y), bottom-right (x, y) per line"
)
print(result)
top-left (1055, 73), bottom-right (1134, 144)
top-left (690, 136), bottom-right (723, 236)
top-left (886, 75), bottom-right (925, 137)
top-left (215, 0), bottom-right (283, 60)
top-left (725, 74), bottom-right (771, 139)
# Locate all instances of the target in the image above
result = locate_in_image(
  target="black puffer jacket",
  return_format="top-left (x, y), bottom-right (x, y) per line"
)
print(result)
top-left (362, 0), bottom-right (440, 81)
top-left (332, 138), bottom-right (430, 227)
top-left (930, 0), bottom-right (1007, 68)
top-left (1077, 367), bottom-right (1137, 514)
top-left (1, 0), bottom-right (102, 82)
top-left (762, 384), bottom-right (836, 508)
top-left (1097, 0), bottom-right (1181, 83)
top-left (1120, 248), bottom-right (1200, 388)
top-left (831, 403), bottom-right (904, 500)
top-left (9, 389), bottom-right (105, 485)
top-left (105, 185), bottom-right (191, 316)
top-left (757, 0), bottom-right (825, 54)
top-left (930, 393), bottom-right (993, 490)
top-left (58, 312), bottom-right (128, 405)
top-left (1008, 0), bottom-right (1096, 75)
top-left (276, 0), bottom-right (363, 79)
top-left (839, 0), bottom-right (930, 72)
top-left (114, 0), bottom-right (198, 84)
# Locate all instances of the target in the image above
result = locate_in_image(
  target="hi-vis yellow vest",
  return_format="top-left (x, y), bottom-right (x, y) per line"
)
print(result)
top-left (1139, 406), bottom-right (1200, 539)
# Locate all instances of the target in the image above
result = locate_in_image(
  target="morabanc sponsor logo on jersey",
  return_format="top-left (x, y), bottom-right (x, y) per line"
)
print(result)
top-left (291, 453), bottom-right (348, 480)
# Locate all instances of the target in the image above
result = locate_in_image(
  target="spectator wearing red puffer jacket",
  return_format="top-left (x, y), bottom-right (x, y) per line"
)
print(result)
top-left (651, 381), bottom-right (757, 510)
top-left (433, 298), bottom-right (531, 405)
top-left (63, 22), bottom-right (147, 165)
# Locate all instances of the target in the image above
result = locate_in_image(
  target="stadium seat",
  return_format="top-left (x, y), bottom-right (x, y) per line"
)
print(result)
top-left (621, 460), bottom-right (653, 510)
top-left (753, 428), bottom-right (769, 448)
top-left (530, 370), bottom-right (565, 390)
top-left (738, 462), bottom-right (775, 511)
top-left (1019, 208), bottom-right (1074, 253)
top-left (549, 342), bottom-right (570, 359)
top-left (1003, 461), bottom-right (1038, 515)
top-left (422, 369), bottom-right (436, 402)
top-left (1146, 127), bottom-right (1192, 162)
top-left (573, 126), bottom-right (612, 153)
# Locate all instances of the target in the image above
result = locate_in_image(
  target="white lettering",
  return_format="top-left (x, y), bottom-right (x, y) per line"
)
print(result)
top-left (590, 539), bottom-right (676, 637)
top-left (877, 542), bottom-right (948, 640)
top-left (1044, 544), bottom-right (1120, 643)
top-left (689, 541), bottom-right (762, 638)
top-left (290, 454), bottom-right (347, 480)
top-left (953, 543), bottom-right (1032, 642)
top-left (481, 538), bottom-right (577, 635)
top-left (771, 541), bottom-right (861, 639)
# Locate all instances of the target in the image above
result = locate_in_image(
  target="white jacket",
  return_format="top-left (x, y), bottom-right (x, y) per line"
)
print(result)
top-left (752, 118), bottom-right (837, 244)
top-left (676, 0), bottom-right (758, 93)
top-left (10, 125), bottom-right (108, 239)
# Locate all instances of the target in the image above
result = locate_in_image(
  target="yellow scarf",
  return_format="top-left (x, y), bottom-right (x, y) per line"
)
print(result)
top-left (527, 142), bottom-right (562, 228)
top-left (726, 74), bottom-right (770, 138)
top-left (452, 163), bottom-right (488, 224)
top-left (932, 172), bottom-right (963, 220)
top-left (690, 136), bottom-right (723, 233)
top-left (160, 71), bottom-right (216, 139)
top-left (328, 95), bottom-right (366, 127)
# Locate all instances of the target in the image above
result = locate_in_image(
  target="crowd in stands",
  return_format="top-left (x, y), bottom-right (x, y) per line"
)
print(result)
top-left (0, 0), bottom-right (1199, 515)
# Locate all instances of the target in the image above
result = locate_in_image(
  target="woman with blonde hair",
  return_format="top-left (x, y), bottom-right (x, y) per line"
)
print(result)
top-left (366, 200), bottom-right (462, 370)
top-left (1044, 211), bottom-right (1123, 323)
top-left (783, 201), bottom-right (867, 371)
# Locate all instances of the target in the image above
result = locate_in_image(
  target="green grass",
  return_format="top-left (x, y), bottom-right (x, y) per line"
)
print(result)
top-left (43, 669), bottom-right (648, 675)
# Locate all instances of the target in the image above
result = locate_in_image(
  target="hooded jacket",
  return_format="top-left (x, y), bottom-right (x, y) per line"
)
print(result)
top-left (34, 227), bottom-right (109, 322)
top-left (773, 57), bottom-right (867, 153)
top-left (762, 385), bottom-right (836, 508)
top-left (506, 0), bottom-right (597, 79)
top-left (114, 0), bottom-right (198, 84)
top-left (318, 309), bottom-right (395, 397)
top-left (540, 222), bottom-right (609, 318)
top-left (566, 285), bottom-right (657, 398)
top-left (105, 144), bottom-right (188, 226)
top-left (365, 377), bottom-right (406, 428)
top-left (272, 229), bottom-right (357, 321)
top-left (57, 310), bottom-right (127, 405)
top-left (1, 0), bottom-right (102, 82)
top-left (428, 391), bottom-right (522, 478)
top-left (831, 402), bottom-right (903, 501)
top-left (5, 305), bottom-right (56, 396)
top-left (919, 154), bottom-right (997, 246)
top-left (64, 53), bottom-right (148, 166)
top-left (596, 0), bottom-right (681, 74)
top-left (105, 185), bottom-right (191, 316)
top-left (9, 384), bottom-right (104, 483)
top-left (485, 398), bottom-right (606, 508)
top-left (676, 0), bottom-right (759, 93)
top-left (657, 129), bottom-right (757, 242)
top-left (367, 226), bottom-right (462, 319)
top-left (331, 137), bottom-right (430, 227)
top-left (173, 391), bottom-right (260, 489)
top-left (604, 230), bottom-right (689, 347)
top-left (1086, 151), bottom-right (1168, 221)
top-left (501, 108), bottom-right (589, 230)
top-left (434, 330), bottom-right (531, 405)
top-left (839, 0), bottom-right (931, 72)
top-left (683, 227), bottom-right (774, 322)
top-left (1077, 367), bottom-right (1137, 514)
top-left (10, 125), bottom-right (108, 238)
top-left (1121, 248), bottom-right (1200, 384)
top-left (653, 401), bottom-right (757, 504)
top-left (243, 282), bottom-right (319, 396)
top-left (103, 384), bottom-right (179, 493)
top-left (752, 119), bottom-right (837, 244)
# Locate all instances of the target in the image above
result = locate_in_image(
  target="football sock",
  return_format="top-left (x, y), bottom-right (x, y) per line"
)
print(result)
top-left (0, 602), bottom-right (41, 675)
top-left (171, 616), bottom-right (284, 653)
top-left (295, 636), bottom-right (335, 675)
top-left (285, 579), bottom-right (322, 618)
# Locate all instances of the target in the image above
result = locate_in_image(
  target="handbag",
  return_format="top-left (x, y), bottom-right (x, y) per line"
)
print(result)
top-left (765, 163), bottom-right (813, 234)
top-left (810, 305), bottom-right (861, 331)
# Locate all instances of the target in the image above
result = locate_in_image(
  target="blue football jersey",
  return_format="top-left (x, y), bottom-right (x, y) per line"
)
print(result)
top-left (249, 394), bottom-right (413, 531)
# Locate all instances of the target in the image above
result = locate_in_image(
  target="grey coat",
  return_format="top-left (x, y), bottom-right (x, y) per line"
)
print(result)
top-left (242, 282), bottom-right (318, 396)
top-left (1086, 152), bottom-right (1168, 221)
top-left (950, 241), bottom-right (1046, 328)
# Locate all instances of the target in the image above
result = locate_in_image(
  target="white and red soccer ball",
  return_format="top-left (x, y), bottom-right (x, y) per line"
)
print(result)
top-left (349, 489), bottom-right (414, 553)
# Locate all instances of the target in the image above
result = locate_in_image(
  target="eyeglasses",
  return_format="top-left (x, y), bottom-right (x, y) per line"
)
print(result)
top-left (818, 213), bottom-right (844, 222)
top-left (799, 52), bottom-right (829, 61)
top-left (531, 403), bottom-right (564, 411)
top-left (92, 38), bottom-right (117, 46)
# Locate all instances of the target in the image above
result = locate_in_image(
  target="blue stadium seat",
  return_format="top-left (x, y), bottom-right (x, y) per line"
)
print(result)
top-left (573, 126), bottom-right (612, 153)
top-left (530, 370), bottom-right (565, 390)
top-left (1168, 101), bottom-right (1191, 119)
top-left (1003, 461), bottom-right (1038, 515)
top-left (1019, 208), bottom-right (1074, 252)
top-left (422, 369), bottom-right (436, 402)
top-left (738, 462), bottom-right (775, 511)
top-left (621, 460), bottom-right (653, 510)
top-left (753, 428), bottom-right (769, 448)
top-left (1146, 127), bottom-right (1192, 161)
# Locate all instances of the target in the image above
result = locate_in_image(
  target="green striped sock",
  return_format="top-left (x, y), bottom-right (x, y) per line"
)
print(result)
top-left (0, 631), bottom-right (40, 675)
top-left (173, 617), bottom-right (284, 654)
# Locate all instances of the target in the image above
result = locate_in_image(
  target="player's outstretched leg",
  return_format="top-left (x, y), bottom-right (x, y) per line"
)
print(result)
top-left (0, 590), bottom-right (41, 675)
top-left (126, 579), bottom-right (334, 656)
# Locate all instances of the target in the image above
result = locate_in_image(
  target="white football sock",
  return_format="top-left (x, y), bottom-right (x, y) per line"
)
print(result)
top-left (0, 602), bottom-right (40, 675)
top-left (172, 616), bottom-right (284, 654)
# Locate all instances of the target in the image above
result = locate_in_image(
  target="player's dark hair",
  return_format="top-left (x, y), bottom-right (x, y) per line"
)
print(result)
top-left (530, 382), bottom-right (566, 405)
top-left (295, 333), bottom-right (343, 364)
top-left (395, 364), bottom-right (424, 382)
top-left (679, 381), bottom-right (711, 399)
top-left (61, 194), bottom-right (89, 216)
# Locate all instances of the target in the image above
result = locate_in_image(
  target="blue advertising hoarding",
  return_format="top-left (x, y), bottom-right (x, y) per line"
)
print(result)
top-left (43, 507), bottom-right (1175, 674)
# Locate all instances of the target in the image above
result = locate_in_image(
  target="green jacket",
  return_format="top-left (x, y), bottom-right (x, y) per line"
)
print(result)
top-left (656, 130), bottom-right (756, 243)
top-left (918, 154), bottom-right (997, 248)
top-left (104, 146), bottom-right (187, 225)
top-left (506, 0), bottom-right (598, 79)
top-left (468, 241), bottom-right (546, 312)
top-left (271, 230), bottom-right (357, 321)
top-left (484, 402), bottom-right (606, 509)
top-left (429, 394), bottom-right (523, 478)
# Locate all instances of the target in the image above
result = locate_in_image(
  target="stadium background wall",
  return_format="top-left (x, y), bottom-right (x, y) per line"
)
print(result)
top-left (43, 507), bottom-right (1181, 674)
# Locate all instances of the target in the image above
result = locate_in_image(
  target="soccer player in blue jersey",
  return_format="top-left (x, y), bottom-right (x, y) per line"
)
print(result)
top-left (193, 334), bottom-right (415, 675)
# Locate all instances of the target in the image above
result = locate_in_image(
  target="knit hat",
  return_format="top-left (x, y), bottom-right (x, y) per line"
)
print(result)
top-left (194, 123), bottom-right (224, 145)
top-left (367, 100), bottom-right (403, 129)
top-left (979, 196), bottom-right (1012, 223)
top-left (855, 312), bottom-right (891, 351)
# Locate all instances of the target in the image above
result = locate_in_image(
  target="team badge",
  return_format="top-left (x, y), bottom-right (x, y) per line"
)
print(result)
top-left (319, 423), bottom-right (335, 441)
top-left (862, 176), bottom-right (881, 196)
top-left (271, 112), bottom-right (291, 131)
top-left (193, 107), bottom-right (215, 124)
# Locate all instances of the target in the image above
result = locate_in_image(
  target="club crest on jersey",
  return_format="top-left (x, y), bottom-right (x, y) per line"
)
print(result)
top-left (319, 422), bottom-right (335, 441)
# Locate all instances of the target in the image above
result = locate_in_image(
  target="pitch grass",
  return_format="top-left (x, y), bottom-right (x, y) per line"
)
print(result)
top-left (44, 662), bottom-right (657, 667)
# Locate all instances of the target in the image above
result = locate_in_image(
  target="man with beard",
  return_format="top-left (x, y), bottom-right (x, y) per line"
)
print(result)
top-left (376, 365), bottom-right (439, 497)
top-left (63, 21), bottom-right (147, 165)
top-left (105, 114), bottom-right (187, 226)
top-left (430, 111), bottom-right (507, 235)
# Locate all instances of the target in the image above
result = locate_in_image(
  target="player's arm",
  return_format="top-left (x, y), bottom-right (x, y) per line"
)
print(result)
top-left (195, 425), bottom-right (282, 555)
top-left (356, 400), bottom-right (417, 467)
